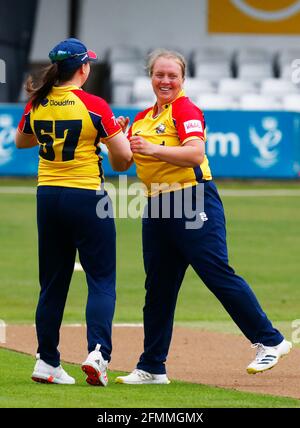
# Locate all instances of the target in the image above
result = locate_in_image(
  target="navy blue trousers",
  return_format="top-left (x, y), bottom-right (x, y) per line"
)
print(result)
top-left (36, 186), bottom-right (116, 367)
top-left (137, 181), bottom-right (283, 374)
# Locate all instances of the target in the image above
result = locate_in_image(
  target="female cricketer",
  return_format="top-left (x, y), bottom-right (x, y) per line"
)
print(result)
top-left (115, 49), bottom-right (291, 385)
top-left (16, 38), bottom-right (132, 386)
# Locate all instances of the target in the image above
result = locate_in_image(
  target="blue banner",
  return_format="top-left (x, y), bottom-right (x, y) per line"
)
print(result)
top-left (0, 104), bottom-right (39, 175)
top-left (204, 111), bottom-right (300, 178)
top-left (1, 104), bottom-right (300, 178)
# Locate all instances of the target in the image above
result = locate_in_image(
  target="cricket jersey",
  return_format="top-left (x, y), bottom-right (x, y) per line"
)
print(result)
top-left (18, 85), bottom-right (121, 190)
top-left (128, 91), bottom-right (212, 196)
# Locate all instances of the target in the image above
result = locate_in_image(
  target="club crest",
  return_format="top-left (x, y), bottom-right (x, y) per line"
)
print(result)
top-left (155, 123), bottom-right (166, 134)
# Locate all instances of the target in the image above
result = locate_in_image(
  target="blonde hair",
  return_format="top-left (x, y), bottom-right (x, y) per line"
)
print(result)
top-left (147, 49), bottom-right (186, 79)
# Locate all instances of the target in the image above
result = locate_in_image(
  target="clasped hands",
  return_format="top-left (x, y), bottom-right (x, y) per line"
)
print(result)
top-left (117, 116), bottom-right (158, 156)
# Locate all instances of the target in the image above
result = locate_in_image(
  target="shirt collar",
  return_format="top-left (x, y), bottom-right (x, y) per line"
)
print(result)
top-left (51, 84), bottom-right (80, 92)
top-left (153, 89), bottom-right (185, 116)
top-left (161, 89), bottom-right (185, 108)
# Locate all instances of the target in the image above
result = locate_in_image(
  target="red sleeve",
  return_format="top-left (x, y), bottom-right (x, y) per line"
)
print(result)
top-left (172, 97), bottom-right (205, 144)
top-left (71, 90), bottom-right (121, 139)
top-left (127, 125), bottom-right (132, 139)
top-left (18, 101), bottom-right (33, 134)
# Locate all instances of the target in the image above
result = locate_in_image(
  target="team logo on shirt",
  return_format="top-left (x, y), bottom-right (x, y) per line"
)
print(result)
top-left (184, 120), bottom-right (203, 134)
top-left (40, 98), bottom-right (75, 107)
top-left (155, 123), bottom-right (166, 134)
top-left (50, 100), bottom-right (75, 106)
top-left (199, 212), bottom-right (208, 222)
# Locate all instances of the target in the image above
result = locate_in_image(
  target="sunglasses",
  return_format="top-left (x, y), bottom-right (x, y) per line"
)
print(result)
top-left (49, 50), bottom-right (88, 62)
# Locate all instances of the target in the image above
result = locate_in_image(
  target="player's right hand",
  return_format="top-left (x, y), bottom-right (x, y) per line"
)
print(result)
top-left (116, 116), bottom-right (130, 134)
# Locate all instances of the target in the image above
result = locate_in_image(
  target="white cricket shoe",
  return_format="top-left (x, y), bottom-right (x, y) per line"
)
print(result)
top-left (81, 344), bottom-right (108, 386)
top-left (247, 339), bottom-right (292, 374)
top-left (31, 354), bottom-right (75, 384)
top-left (115, 369), bottom-right (170, 384)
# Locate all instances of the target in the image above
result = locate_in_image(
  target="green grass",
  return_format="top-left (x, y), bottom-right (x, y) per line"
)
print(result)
top-left (0, 177), bottom-right (300, 188)
top-left (0, 179), bottom-right (299, 408)
top-left (0, 348), bottom-right (298, 408)
top-left (0, 179), bottom-right (299, 324)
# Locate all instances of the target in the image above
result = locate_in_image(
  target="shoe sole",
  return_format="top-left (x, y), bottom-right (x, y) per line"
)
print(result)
top-left (32, 375), bottom-right (55, 384)
top-left (31, 374), bottom-right (74, 385)
top-left (115, 377), bottom-right (170, 385)
top-left (247, 365), bottom-right (276, 375)
top-left (81, 364), bottom-right (107, 386)
top-left (247, 346), bottom-right (291, 375)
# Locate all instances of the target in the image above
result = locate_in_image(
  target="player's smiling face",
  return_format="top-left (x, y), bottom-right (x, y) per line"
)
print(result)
top-left (151, 57), bottom-right (184, 106)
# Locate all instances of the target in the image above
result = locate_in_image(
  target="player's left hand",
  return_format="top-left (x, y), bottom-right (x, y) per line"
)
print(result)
top-left (130, 136), bottom-right (156, 156)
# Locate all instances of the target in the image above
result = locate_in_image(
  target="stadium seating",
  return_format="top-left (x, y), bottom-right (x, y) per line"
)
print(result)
top-left (194, 62), bottom-right (232, 80)
top-left (239, 94), bottom-right (283, 111)
top-left (234, 48), bottom-right (272, 63)
top-left (131, 76), bottom-right (155, 105)
top-left (282, 94), bottom-right (300, 112)
top-left (191, 47), bottom-right (232, 80)
top-left (111, 83), bottom-right (134, 105)
top-left (280, 63), bottom-right (292, 80)
top-left (196, 93), bottom-right (239, 110)
top-left (276, 49), bottom-right (300, 79)
top-left (107, 45), bottom-right (300, 109)
top-left (106, 45), bottom-right (144, 63)
top-left (237, 62), bottom-right (273, 81)
top-left (110, 61), bottom-right (146, 104)
top-left (192, 47), bottom-right (231, 63)
top-left (183, 78), bottom-right (217, 103)
top-left (110, 61), bottom-right (145, 84)
top-left (23, 46), bottom-right (300, 111)
top-left (260, 78), bottom-right (299, 96)
top-left (234, 48), bottom-right (273, 81)
top-left (218, 78), bottom-right (258, 95)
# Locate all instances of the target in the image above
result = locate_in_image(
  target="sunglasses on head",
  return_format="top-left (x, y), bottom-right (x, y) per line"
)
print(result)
top-left (49, 50), bottom-right (88, 61)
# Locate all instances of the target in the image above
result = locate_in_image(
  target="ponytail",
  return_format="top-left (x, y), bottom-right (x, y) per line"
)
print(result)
top-left (25, 64), bottom-right (79, 109)
top-left (26, 64), bottom-right (58, 109)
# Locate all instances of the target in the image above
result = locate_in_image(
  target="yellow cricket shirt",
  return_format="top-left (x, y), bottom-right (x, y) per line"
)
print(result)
top-left (18, 85), bottom-right (121, 190)
top-left (128, 91), bottom-right (212, 196)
